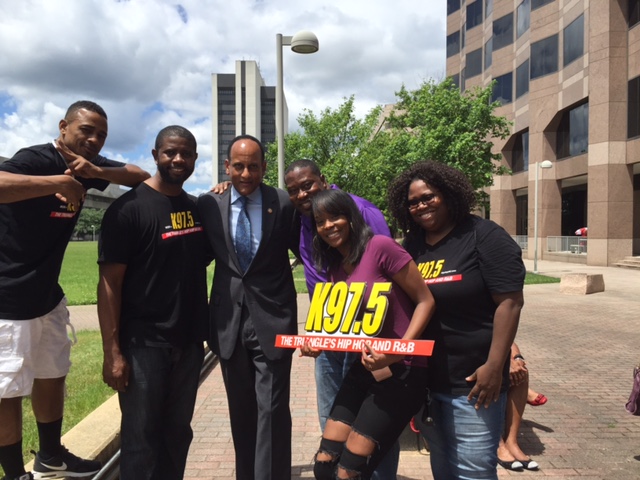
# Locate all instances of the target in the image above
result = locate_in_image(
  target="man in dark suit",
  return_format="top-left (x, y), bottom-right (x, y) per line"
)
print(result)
top-left (197, 135), bottom-right (298, 480)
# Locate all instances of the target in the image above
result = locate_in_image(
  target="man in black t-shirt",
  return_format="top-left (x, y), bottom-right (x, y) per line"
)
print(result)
top-left (0, 100), bottom-right (149, 480)
top-left (97, 126), bottom-right (208, 480)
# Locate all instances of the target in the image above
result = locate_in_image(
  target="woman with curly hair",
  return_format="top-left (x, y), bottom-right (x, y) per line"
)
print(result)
top-left (309, 189), bottom-right (435, 480)
top-left (387, 161), bottom-right (526, 480)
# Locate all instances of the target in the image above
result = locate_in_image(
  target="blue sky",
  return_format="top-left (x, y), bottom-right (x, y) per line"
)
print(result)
top-left (0, 0), bottom-right (446, 194)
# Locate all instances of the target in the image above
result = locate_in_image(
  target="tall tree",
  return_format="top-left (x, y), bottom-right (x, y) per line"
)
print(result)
top-left (265, 78), bottom-right (510, 216)
top-left (73, 207), bottom-right (104, 239)
top-left (379, 78), bottom-right (511, 207)
top-left (264, 96), bottom-right (383, 195)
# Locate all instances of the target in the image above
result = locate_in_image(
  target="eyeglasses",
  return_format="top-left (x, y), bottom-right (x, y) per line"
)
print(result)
top-left (407, 193), bottom-right (438, 211)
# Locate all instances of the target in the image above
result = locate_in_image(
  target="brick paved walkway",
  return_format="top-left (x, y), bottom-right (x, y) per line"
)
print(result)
top-left (73, 258), bottom-right (640, 479)
top-left (180, 259), bottom-right (640, 479)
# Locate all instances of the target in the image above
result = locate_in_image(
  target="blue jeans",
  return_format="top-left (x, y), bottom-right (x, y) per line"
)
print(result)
top-left (118, 343), bottom-right (204, 480)
top-left (417, 391), bottom-right (506, 480)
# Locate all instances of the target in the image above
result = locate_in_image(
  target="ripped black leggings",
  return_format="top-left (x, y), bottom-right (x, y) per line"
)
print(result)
top-left (313, 361), bottom-right (428, 479)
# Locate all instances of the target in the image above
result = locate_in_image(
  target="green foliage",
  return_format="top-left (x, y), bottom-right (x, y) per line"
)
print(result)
top-left (73, 208), bottom-right (104, 238)
top-left (265, 79), bottom-right (511, 217)
top-left (379, 78), bottom-right (511, 210)
top-left (60, 243), bottom-right (308, 307)
top-left (264, 96), bottom-right (383, 192)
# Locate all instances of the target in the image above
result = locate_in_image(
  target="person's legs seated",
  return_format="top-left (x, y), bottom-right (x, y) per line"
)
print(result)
top-left (498, 373), bottom-right (538, 470)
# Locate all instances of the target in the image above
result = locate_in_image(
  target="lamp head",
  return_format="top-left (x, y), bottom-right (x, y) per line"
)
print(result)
top-left (291, 30), bottom-right (319, 54)
top-left (540, 160), bottom-right (553, 169)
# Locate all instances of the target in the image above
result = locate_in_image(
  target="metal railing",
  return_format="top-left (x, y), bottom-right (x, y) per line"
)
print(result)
top-left (511, 235), bottom-right (528, 250)
top-left (511, 235), bottom-right (588, 254)
top-left (547, 236), bottom-right (588, 254)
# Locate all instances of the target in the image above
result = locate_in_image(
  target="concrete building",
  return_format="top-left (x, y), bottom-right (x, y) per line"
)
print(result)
top-left (210, 60), bottom-right (284, 185)
top-left (446, 0), bottom-right (640, 266)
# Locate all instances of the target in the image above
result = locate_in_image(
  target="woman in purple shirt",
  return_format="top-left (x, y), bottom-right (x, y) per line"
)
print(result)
top-left (309, 189), bottom-right (435, 480)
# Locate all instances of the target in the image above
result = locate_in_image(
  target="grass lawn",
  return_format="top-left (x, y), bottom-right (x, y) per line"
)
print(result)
top-left (525, 272), bottom-right (561, 284)
top-left (61, 241), bottom-right (556, 306)
top-left (59, 242), bottom-right (101, 305)
top-left (62, 242), bottom-right (311, 304)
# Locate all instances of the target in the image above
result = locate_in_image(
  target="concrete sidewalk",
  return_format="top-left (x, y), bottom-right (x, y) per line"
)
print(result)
top-left (69, 259), bottom-right (640, 479)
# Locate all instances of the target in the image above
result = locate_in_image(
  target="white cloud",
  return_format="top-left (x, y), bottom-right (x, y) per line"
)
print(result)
top-left (0, 0), bottom-right (446, 193)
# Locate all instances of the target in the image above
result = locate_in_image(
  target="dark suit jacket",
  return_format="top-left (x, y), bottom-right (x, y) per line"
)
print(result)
top-left (197, 184), bottom-right (299, 361)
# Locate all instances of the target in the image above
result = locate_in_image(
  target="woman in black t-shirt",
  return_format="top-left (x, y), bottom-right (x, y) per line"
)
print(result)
top-left (388, 161), bottom-right (526, 480)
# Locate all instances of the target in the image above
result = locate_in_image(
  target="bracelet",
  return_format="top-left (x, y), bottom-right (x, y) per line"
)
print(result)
top-left (513, 354), bottom-right (525, 361)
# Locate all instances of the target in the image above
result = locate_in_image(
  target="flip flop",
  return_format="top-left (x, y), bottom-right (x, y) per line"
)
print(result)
top-left (527, 393), bottom-right (548, 406)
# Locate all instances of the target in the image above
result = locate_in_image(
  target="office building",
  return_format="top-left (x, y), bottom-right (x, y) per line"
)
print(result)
top-left (211, 60), bottom-right (285, 184)
top-left (446, 0), bottom-right (640, 266)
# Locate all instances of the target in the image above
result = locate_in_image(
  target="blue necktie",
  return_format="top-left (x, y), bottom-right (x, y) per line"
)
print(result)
top-left (235, 196), bottom-right (253, 272)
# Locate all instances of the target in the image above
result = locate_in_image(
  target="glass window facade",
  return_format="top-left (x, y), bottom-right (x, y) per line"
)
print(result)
top-left (532, 0), bottom-right (554, 10)
top-left (631, 0), bottom-right (640, 27)
top-left (485, 0), bottom-right (493, 18)
top-left (484, 36), bottom-right (493, 70)
top-left (516, 0), bottom-right (530, 38)
top-left (531, 34), bottom-right (558, 79)
top-left (557, 102), bottom-right (589, 159)
top-left (466, 48), bottom-right (483, 78)
top-left (493, 13), bottom-right (514, 51)
top-left (512, 130), bottom-right (529, 173)
top-left (491, 72), bottom-right (513, 105)
top-left (516, 59), bottom-right (530, 98)
top-left (448, 0), bottom-right (461, 15)
top-left (466, 1), bottom-right (483, 30)
top-left (447, 31), bottom-right (461, 57)
top-left (451, 73), bottom-right (461, 89)
top-left (563, 15), bottom-right (584, 66)
top-left (629, 76), bottom-right (640, 139)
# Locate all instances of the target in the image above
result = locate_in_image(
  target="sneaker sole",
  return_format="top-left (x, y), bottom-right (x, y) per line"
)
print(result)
top-left (32, 470), bottom-right (100, 479)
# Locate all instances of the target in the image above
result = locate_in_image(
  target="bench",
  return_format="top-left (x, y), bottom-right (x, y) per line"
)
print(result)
top-left (559, 273), bottom-right (605, 294)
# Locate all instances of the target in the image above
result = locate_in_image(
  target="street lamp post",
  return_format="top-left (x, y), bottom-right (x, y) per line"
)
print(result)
top-left (533, 160), bottom-right (553, 273)
top-left (276, 30), bottom-right (319, 189)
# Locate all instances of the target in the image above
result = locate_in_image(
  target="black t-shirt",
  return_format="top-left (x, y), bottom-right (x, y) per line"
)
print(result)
top-left (404, 215), bottom-right (525, 395)
top-left (98, 183), bottom-right (209, 348)
top-left (0, 143), bottom-right (123, 319)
